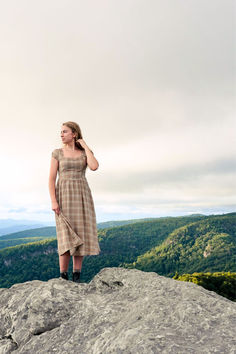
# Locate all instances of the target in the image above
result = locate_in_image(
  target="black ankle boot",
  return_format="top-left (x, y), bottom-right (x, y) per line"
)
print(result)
top-left (60, 271), bottom-right (69, 280)
top-left (72, 271), bottom-right (81, 283)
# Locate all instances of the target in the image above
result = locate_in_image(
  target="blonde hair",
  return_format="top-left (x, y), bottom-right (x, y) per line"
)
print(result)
top-left (61, 121), bottom-right (84, 150)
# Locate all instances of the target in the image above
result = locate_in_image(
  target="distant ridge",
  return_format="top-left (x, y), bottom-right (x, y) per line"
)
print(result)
top-left (1, 212), bottom-right (232, 238)
top-left (0, 227), bottom-right (56, 240)
top-left (0, 218), bottom-right (55, 236)
top-left (97, 217), bottom-right (159, 229)
top-left (0, 214), bottom-right (168, 240)
top-left (0, 224), bottom-right (48, 236)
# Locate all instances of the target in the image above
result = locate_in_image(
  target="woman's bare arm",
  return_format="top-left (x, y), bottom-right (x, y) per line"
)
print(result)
top-left (49, 157), bottom-right (60, 215)
top-left (84, 147), bottom-right (99, 171)
top-left (76, 138), bottom-right (99, 171)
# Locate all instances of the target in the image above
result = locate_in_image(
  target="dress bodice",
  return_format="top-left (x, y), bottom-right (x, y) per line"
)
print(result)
top-left (52, 148), bottom-right (87, 180)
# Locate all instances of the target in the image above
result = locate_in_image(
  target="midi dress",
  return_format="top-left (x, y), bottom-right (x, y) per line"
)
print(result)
top-left (51, 148), bottom-right (101, 256)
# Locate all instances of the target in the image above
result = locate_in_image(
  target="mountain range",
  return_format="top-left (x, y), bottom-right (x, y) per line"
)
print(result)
top-left (0, 212), bottom-right (235, 292)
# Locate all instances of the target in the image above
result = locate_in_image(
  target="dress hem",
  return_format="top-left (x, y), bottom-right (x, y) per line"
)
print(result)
top-left (58, 251), bottom-right (101, 256)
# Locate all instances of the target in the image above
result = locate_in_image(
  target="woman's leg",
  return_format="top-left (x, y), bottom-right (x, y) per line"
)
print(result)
top-left (59, 251), bottom-right (71, 272)
top-left (72, 255), bottom-right (84, 271)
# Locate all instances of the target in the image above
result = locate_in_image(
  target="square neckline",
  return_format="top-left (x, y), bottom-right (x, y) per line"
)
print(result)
top-left (60, 148), bottom-right (85, 159)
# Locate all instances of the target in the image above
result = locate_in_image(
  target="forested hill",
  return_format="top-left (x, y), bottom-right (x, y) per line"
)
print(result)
top-left (124, 212), bottom-right (236, 276)
top-left (0, 212), bottom-right (235, 289)
top-left (0, 227), bottom-right (56, 250)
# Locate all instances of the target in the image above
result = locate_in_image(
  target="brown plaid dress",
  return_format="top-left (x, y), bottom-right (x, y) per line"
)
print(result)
top-left (51, 148), bottom-right (101, 256)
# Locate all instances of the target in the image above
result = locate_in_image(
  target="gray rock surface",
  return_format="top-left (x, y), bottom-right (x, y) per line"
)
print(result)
top-left (0, 267), bottom-right (235, 353)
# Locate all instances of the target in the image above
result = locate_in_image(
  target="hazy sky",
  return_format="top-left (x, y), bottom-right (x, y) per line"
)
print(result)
top-left (0, 0), bottom-right (235, 223)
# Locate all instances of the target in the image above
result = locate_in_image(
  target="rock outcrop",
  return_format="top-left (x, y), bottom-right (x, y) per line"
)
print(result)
top-left (0, 267), bottom-right (235, 353)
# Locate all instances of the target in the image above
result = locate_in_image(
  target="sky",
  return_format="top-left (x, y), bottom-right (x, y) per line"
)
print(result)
top-left (0, 0), bottom-right (235, 223)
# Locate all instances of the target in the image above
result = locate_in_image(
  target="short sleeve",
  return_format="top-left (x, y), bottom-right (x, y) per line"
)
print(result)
top-left (51, 149), bottom-right (59, 161)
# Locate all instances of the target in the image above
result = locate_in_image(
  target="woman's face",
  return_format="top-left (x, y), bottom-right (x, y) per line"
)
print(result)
top-left (60, 125), bottom-right (75, 144)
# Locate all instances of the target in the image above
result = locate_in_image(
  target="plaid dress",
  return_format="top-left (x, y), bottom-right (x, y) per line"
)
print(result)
top-left (51, 148), bottom-right (101, 256)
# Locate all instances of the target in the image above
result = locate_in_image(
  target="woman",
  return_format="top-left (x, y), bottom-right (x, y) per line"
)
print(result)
top-left (48, 121), bottom-right (101, 283)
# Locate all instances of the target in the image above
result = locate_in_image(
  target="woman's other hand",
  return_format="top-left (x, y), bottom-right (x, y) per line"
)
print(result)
top-left (52, 201), bottom-right (60, 215)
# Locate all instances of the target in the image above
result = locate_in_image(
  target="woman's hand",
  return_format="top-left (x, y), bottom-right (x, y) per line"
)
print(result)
top-left (76, 138), bottom-right (87, 149)
top-left (52, 201), bottom-right (60, 215)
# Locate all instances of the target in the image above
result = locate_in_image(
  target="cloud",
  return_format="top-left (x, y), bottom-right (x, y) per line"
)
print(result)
top-left (95, 156), bottom-right (236, 193)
